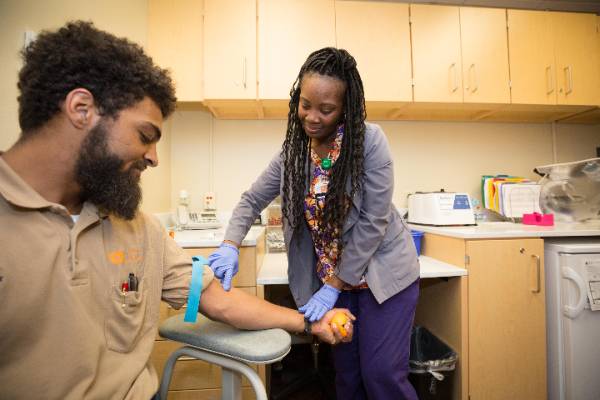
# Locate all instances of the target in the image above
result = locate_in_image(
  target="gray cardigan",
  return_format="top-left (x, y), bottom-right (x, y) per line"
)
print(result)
top-left (225, 123), bottom-right (420, 306)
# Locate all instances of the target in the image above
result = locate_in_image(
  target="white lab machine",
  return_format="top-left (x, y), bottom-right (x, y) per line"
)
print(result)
top-left (407, 191), bottom-right (475, 226)
top-left (544, 238), bottom-right (600, 400)
top-left (176, 190), bottom-right (221, 230)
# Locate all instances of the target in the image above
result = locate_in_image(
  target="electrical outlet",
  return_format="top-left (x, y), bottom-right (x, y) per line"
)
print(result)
top-left (204, 192), bottom-right (216, 210)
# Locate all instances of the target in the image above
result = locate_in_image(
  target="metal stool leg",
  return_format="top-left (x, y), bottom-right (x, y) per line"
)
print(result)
top-left (158, 346), bottom-right (268, 400)
top-left (221, 367), bottom-right (242, 400)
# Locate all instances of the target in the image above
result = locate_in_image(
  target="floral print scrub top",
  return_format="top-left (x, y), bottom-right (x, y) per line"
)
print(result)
top-left (304, 124), bottom-right (368, 290)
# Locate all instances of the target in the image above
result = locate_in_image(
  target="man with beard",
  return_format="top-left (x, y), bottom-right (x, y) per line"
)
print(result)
top-left (0, 21), bottom-right (353, 400)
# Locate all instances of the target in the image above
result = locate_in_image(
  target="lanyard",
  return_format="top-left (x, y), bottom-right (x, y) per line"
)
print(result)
top-left (184, 255), bottom-right (207, 323)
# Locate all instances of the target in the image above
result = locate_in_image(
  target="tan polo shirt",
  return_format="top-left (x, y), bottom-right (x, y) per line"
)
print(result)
top-left (0, 156), bottom-right (214, 400)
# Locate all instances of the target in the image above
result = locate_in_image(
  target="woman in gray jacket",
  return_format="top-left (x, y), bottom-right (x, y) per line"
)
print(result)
top-left (209, 47), bottom-right (420, 400)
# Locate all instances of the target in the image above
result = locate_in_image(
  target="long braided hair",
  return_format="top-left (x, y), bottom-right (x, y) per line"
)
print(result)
top-left (281, 47), bottom-right (366, 253)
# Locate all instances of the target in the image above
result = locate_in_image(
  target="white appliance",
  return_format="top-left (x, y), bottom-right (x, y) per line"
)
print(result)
top-left (407, 191), bottom-right (475, 226)
top-left (176, 189), bottom-right (222, 230)
top-left (545, 238), bottom-right (600, 400)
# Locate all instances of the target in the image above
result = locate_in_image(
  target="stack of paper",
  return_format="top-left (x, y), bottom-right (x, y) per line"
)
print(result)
top-left (481, 175), bottom-right (541, 218)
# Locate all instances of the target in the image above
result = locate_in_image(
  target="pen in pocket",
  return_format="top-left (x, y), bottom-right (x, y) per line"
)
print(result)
top-left (128, 272), bottom-right (138, 292)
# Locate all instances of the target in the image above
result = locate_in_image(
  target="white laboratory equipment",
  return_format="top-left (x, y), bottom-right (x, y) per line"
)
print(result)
top-left (544, 238), bottom-right (600, 400)
top-left (175, 190), bottom-right (221, 230)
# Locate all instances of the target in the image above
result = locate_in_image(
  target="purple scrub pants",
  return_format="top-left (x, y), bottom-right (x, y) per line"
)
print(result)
top-left (332, 279), bottom-right (419, 400)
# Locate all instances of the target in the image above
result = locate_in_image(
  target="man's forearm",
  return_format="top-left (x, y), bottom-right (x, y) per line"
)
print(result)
top-left (199, 280), bottom-right (305, 333)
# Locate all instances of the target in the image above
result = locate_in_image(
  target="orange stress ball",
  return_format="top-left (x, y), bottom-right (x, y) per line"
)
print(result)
top-left (330, 312), bottom-right (349, 338)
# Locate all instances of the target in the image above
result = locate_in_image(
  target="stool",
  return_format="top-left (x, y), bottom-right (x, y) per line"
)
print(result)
top-left (158, 313), bottom-right (291, 400)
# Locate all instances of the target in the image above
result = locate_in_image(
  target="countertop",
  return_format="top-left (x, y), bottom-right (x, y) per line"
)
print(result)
top-left (408, 220), bottom-right (600, 239)
top-left (257, 253), bottom-right (467, 285)
top-left (172, 225), bottom-right (265, 248)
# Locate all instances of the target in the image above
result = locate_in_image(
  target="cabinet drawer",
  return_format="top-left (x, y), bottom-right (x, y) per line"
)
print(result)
top-left (163, 387), bottom-right (256, 400)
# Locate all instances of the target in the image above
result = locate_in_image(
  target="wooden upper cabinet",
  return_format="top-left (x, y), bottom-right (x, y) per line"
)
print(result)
top-left (258, 0), bottom-right (336, 100)
top-left (411, 4), bottom-right (463, 103)
top-left (507, 10), bottom-right (555, 105)
top-left (335, 1), bottom-right (412, 102)
top-left (204, 0), bottom-right (257, 100)
top-left (509, 9), bottom-right (599, 106)
top-left (147, 0), bottom-right (204, 102)
top-left (552, 11), bottom-right (599, 106)
top-left (460, 7), bottom-right (510, 104)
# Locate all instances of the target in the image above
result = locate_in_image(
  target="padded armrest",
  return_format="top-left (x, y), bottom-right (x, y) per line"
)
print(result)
top-left (159, 313), bottom-right (291, 364)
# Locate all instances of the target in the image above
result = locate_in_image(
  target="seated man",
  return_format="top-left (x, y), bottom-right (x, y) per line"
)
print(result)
top-left (0, 21), bottom-right (353, 400)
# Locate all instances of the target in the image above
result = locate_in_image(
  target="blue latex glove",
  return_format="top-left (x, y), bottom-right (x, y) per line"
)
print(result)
top-left (298, 284), bottom-right (341, 322)
top-left (207, 242), bottom-right (239, 291)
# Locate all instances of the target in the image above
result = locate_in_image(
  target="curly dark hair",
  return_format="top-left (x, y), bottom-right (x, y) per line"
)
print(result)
top-left (17, 20), bottom-right (176, 136)
top-left (282, 47), bottom-right (366, 252)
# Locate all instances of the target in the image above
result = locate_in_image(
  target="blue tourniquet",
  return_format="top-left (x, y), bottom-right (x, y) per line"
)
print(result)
top-left (184, 255), bottom-right (207, 323)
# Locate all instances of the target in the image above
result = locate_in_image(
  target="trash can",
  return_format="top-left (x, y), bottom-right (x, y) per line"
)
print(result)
top-left (409, 326), bottom-right (457, 400)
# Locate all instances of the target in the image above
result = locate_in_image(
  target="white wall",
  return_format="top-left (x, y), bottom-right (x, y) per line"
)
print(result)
top-left (0, 0), bottom-right (148, 149)
top-left (168, 111), bottom-right (600, 212)
top-left (0, 0), bottom-right (173, 213)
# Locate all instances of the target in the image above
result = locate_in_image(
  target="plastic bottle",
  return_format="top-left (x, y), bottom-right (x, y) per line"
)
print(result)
top-left (471, 198), bottom-right (485, 224)
top-left (176, 190), bottom-right (190, 230)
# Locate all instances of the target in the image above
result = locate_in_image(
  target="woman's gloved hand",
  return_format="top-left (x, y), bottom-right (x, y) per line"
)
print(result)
top-left (298, 283), bottom-right (341, 322)
top-left (207, 242), bottom-right (239, 291)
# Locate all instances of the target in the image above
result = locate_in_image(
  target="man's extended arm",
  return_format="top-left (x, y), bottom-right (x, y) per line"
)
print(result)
top-left (198, 280), bottom-right (354, 344)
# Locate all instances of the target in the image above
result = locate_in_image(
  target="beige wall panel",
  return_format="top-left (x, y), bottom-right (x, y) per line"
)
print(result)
top-left (141, 118), bottom-right (173, 213)
top-left (167, 111), bottom-right (598, 213)
top-left (169, 110), bottom-right (213, 211)
top-left (379, 120), bottom-right (554, 206)
top-left (210, 119), bottom-right (285, 210)
top-left (0, 0), bottom-right (148, 149)
top-left (554, 124), bottom-right (600, 162)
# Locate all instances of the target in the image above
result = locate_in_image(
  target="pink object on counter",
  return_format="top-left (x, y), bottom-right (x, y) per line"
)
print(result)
top-left (522, 212), bottom-right (554, 226)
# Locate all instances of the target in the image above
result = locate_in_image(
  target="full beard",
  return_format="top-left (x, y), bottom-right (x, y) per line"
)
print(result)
top-left (75, 120), bottom-right (144, 220)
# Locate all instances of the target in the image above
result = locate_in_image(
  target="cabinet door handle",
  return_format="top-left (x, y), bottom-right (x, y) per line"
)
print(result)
top-left (449, 63), bottom-right (458, 93)
top-left (561, 266), bottom-right (586, 318)
top-left (531, 254), bottom-right (541, 293)
top-left (470, 64), bottom-right (478, 93)
top-left (545, 65), bottom-right (554, 95)
top-left (564, 66), bottom-right (573, 95)
top-left (242, 56), bottom-right (247, 89)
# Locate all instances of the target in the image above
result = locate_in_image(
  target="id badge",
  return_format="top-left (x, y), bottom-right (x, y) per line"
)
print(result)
top-left (315, 180), bottom-right (328, 196)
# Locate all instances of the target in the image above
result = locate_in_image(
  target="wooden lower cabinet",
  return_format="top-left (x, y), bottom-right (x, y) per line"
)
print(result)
top-left (416, 234), bottom-right (546, 400)
top-left (151, 234), bottom-right (266, 399)
top-left (159, 388), bottom-right (256, 400)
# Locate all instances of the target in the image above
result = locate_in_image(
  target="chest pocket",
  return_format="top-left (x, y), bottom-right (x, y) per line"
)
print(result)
top-left (105, 279), bottom-right (149, 353)
top-left (102, 217), bottom-right (153, 353)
